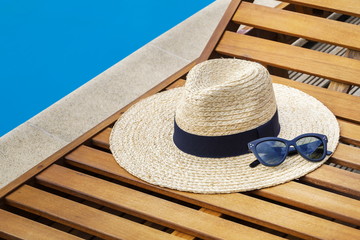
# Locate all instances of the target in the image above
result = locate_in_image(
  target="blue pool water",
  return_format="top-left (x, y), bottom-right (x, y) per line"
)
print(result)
top-left (0, 0), bottom-right (214, 136)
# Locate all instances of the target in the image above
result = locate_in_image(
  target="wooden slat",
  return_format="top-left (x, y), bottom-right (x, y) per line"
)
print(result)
top-left (303, 164), bottom-right (360, 197)
top-left (171, 208), bottom-right (222, 240)
top-left (233, 2), bottom-right (360, 51)
top-left (65, 146), bottom-right (360, 239)
top-left (0, 209), bottom-right (83, 240)
top-left (183, 194), bottom-right (360, 240)
top-left (281, 0), bottom-right (360, 18)
top-left (331, 143), bottom-right (360, 170)
top-left (338, 119), bottom-right (360, 146)
top-left (327, 82), bottom-right (351, 93)
top-left (328, 48), bottom-right (360, 93)
top-left (92, 128), bottom-right (112, 149)
top-left (216, 31), bottom-right (360, 86)
top-left (334, 144), bottom-right (360, 167)
top-left (5, 185), bottom-right (183, 240)
top-left (236, 2), bottom-right (290, 35)
top-left (40, 164), bottom-right (360, 227)
top-left (272, 75), bottom-right (360, 124)
top-left (165, 79), bottom-right (186, 90)
top-left (252, 181), bottom-right (360, 226)
top-left (36, 164), bottom-right (282, 240)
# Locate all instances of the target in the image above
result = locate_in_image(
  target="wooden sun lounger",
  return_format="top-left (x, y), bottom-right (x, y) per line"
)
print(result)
top-left (1, 0), bottom-right (360, 239)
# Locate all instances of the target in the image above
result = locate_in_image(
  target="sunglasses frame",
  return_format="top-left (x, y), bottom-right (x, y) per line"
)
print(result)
top-left (248, 133), bottom-right (329, 167)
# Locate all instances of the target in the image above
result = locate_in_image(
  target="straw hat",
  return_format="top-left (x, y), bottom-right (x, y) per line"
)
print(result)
top-left (110, 59), bottom-right (339, 194)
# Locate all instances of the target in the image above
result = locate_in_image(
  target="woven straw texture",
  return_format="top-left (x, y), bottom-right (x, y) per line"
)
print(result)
top-left (176, 59), bottom-right (276, 135)
top-left (110, 59), bottom-right (339, 194)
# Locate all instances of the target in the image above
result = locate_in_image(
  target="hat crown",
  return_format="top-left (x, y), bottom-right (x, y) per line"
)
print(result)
top-left (175, 59), bottom-right (277, 136)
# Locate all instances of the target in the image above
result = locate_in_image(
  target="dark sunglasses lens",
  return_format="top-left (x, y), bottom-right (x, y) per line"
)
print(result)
top-left (255, 141), bottom-right (287, 166)
top-left (296, 136), bottom-right (324, 161)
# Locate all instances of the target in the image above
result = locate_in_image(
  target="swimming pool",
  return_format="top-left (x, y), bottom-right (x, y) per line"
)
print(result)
top-left (0, 0), bottom-right (214, 136)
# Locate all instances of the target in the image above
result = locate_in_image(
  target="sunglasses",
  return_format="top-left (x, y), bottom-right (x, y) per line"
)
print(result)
top-left (248, 133), bottom-right (332, 168)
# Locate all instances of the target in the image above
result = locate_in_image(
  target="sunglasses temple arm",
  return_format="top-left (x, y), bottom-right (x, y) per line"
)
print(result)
top-left (249, 160), bottom-right (261, 168)
top-left (327, 150), bottom-right (332, 155)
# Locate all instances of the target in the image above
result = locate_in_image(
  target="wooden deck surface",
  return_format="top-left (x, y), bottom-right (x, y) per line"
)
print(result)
top-left (1, 0), bottom-right (360, 239)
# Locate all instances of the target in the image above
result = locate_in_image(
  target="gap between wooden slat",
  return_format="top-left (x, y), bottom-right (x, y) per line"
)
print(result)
top-left (63, 146), bottom-right (360, 239)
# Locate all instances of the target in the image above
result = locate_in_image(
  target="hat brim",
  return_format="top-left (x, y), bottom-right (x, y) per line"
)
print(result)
top-left (110, 83), bottom-right (339, 194)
